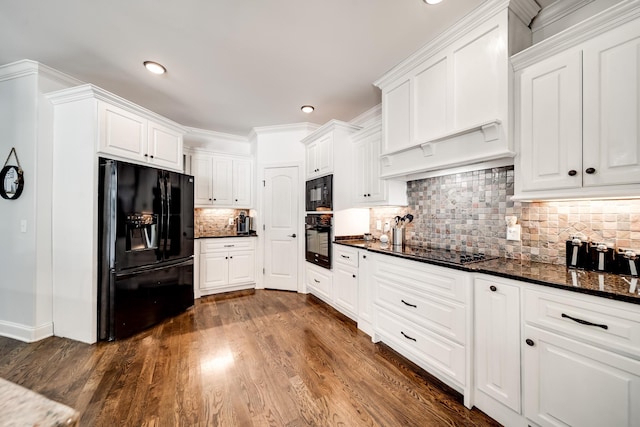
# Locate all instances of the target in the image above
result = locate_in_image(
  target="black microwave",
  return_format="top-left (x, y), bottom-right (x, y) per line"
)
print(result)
top-left (306, 175), bottom-right (332, 212)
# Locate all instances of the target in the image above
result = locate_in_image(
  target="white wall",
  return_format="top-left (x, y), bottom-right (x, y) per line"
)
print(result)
top-left (252, 123), bottom-right (318, 289)
top-left (0, 60), bottom-right (80, 342)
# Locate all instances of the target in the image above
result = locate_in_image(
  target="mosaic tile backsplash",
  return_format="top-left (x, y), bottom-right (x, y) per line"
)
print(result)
top-left (370, 166), bottom-right (640, 265)
top-left (194, 208), bottom-right (248, 237)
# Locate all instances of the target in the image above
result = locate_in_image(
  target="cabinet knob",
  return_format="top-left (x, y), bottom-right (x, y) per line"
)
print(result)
top-left (526, 338), bottom-right (535, 347)
top-left (213, 198), bottom-right (216, 201)
top-left (568, 170), bottom-right (577, 176)
top-left (150, 155), bottom-right (154, 159)
top-left (144, 154), bottom-right (149, 157)
top-left (490, 285), bottom-right (497, 292)
top-left (352, 274), bottom-right (356, 278)
top-left (235, 199), bottom-right (238, 202)
top-left (209, 198), bottom-right (212, 201)
top-left (585, 167), bottom-right (596, 174)
top-left (367, 193), bottom-right (371, 197)
top-left (363, 255), bottom-right (367, 259)
top-left (225, 256), bottom-right (228, 259)
top-left (229, 256), bottom-right (233, 259)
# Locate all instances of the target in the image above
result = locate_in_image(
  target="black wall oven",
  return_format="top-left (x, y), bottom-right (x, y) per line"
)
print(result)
top-left (305, 214), bottom-right (332, 269)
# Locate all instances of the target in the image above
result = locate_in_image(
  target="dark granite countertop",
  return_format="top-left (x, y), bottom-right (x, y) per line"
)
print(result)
top-left (334, 239), bottom-right (640, 305)
top-left (196, 232), bottom-right (257, 239)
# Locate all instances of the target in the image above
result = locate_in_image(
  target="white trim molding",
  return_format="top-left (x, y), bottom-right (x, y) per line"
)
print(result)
top-left (0, 320), bottom-right (53, 343)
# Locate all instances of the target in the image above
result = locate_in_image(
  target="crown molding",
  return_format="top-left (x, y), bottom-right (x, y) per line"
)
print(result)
top-left (374, 0), bottom-right (539, 89)
top-left (249, 122), bottom-right (320, 140)
top-left (300, 119), bottom-right (362, 145)
top-left (186, 126), bottom-right (248, 143)
top-left (349, 103), bottom-right (382, 127)
top-left (531, 0), bottom-right (596, 33)
top-left (0, 59), bottom-right (84, 86)
top-left (46, 83), bottom-right (185, 132)
top-left (512, 0), bottom-right (640, 70)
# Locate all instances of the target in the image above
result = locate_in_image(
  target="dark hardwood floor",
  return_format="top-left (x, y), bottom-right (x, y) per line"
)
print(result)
top-left (0, 290), bottom-right (499, 426)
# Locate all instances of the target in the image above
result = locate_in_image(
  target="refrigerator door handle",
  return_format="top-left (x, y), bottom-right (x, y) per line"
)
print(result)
top-left (165, 172), bottom-right (172, 258)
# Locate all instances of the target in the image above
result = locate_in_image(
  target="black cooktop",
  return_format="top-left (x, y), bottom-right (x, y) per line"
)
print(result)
top-left (382, 244), bottom-right (495, 265)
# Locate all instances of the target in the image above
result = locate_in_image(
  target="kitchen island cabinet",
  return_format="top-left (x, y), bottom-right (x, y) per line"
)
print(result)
top-left (513, 0), bottom-right (640, 200)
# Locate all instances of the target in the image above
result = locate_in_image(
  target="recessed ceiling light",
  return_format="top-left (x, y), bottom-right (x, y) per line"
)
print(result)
top-left (144, 61), bottom-right (166, 75)
top-left (424, 0), bottom-right (443, 4)
top-left (301, 105), bottom-right (315, 113)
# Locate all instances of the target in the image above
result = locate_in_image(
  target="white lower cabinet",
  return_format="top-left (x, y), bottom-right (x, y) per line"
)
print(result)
top-left (333, 246), bottom-right (359, 320)
top-left (523, 325), bottom-right (640, 427)
top-left (370, 252), bottom-right (472, 408)
top-left (357, 251), bottom-right (374, 337)
top-left (199, 238), bottom-right (255, 296)
top-left (473, 276), bottom-right (523, 426)
top-left (306, 262), bottom-right (333, 303)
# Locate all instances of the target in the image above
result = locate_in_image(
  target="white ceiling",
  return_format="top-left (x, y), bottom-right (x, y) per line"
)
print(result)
top-left (0, 0), bottom-right (553, 136)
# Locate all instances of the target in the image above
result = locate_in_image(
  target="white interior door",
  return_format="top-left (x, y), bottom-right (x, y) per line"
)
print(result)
top-left (263, 167), bottom-right (299, 291)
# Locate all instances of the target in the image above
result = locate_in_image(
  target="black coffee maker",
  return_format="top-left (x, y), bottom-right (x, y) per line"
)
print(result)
top-left (236, 211), bottom-right (252, 235)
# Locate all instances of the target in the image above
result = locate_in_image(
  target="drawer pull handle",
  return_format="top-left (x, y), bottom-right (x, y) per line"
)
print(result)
top-left (490, 285), bottom-right (497, 292)
top-left (561, 313), bottom-right (608, 330)
top-left (314, 279), bottom-right (320, 283)
top-left (401, 331), bottom-right (416, 342)
top-left (341, 255), bottom-right (350, 259)
top-left (401, 299), bottom-right (417, 308)
top-left (224, 244), bottom-right (235, 247)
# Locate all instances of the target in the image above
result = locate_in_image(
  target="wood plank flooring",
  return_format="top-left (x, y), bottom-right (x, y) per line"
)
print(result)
top-left (0, 290), bottom-right (500, 426)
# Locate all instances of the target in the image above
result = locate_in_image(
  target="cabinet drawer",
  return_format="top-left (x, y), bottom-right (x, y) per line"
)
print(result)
top-left (306, 264), bottom-right (333, 302)
top-left (376, 308), bottom-right (466, 387)
top-left (524, 288), bottom-right (640, 359)
top-left (333, 245), bottom-right (359, 268)
top-left (371, 253), bottom-right (469, 303)
top-left (200, 238), bottom-right (255, 253)
top-left (375, 275), bottom-right (466, 344)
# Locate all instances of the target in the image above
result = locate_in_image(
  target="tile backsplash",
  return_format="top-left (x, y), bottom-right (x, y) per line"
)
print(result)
top-left (195, 208), bottom-right (247, 237)
top-left (370, 166), bottom-right (640, 265)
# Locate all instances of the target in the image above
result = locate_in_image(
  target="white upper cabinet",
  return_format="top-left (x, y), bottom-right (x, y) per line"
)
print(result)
top-left (352, 121), bottom-right (407, 206)
top-left (302, 120), bottom-right (361, 210)
top-left (305, 132), bottom-right (334, 179)
top-left (513, 1), bottom-right (640, 200)
top-left (374, 0), bottom-right (540, 180)
top-left (97, 98), bottom-right (184, 171)
top-left (189, 151), bottom-right (253, 208)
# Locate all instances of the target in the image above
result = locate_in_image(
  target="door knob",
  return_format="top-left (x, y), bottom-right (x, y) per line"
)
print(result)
top-left (288, 233), bottom-right (297, 238)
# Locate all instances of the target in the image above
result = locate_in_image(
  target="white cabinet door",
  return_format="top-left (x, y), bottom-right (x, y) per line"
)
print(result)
top-left (333, 264), bottom-right (358, 320)
top-left (305, 141), bottom-right (319, 177)
top-left (191, 154), bottom-right (213, 205)
top-left (200, 252), bottom-right (228, 290)
top-left (382, 78), bottom-right (411, 153)
top-left (147, 121), bottom-right (182, 170)
top-left (583, 20), bottom-right (640, 187)
top-left (475, 278), bottom-right (521, 413)
top-left (358, 251), bottom-right (374, 336)
top-left (524, 325), bottom-right (640, 427)
top-left (518, 50), bottom-right (583, 192)
top-left (353, 138), bottom-right (369, 204)
top-left (98, 102), bottom-right (147, 160)
top-left (228, 250), bottom-right (255, 285)
top-left (315, 133), bottom-right (333, 177)
top-left (232, 159), bottom-right (252, 207)
top-left (211, 157), bottom-right (232, 206)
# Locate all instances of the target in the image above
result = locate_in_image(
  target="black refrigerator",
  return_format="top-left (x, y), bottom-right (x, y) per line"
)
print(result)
top-left (98, 158), bottom-right (195, 341)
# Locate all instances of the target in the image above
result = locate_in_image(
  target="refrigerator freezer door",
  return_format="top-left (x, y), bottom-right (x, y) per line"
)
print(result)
top-left (110, 258), bottom-right (194, 340)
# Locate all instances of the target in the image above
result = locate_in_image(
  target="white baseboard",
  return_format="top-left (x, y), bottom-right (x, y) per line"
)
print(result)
top-left (0, 320), bottom-right (54, 343)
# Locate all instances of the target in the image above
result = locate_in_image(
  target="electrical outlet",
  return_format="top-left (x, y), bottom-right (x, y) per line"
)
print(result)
top-left (507, 224), bottom-right (521, 241)
top-left (376, 220), bottom-right (382, 231)
top-left (228, 217), bottom-right (234, 225)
